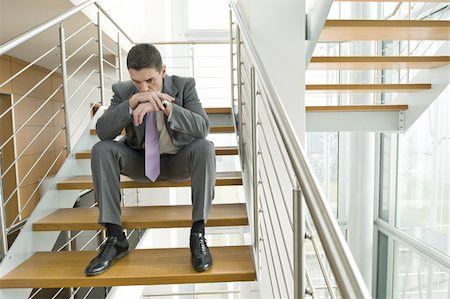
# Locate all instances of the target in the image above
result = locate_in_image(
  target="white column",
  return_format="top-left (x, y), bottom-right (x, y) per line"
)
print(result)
top-left (344, 1), bottom-right (377, 292)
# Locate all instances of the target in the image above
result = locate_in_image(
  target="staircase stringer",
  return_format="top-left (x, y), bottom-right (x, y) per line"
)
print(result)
top-left (394, 42), bottom-right (450, 131)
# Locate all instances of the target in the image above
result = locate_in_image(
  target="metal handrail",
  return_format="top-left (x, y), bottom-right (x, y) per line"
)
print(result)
top-left (229, 0), bottom-right (371, 298)
top-left (0, 0), bottom-right (134, 56)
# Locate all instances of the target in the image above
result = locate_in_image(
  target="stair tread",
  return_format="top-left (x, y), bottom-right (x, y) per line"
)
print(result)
top-left (309, 56), bottom-right (450, 70)
top-left (33, 203), bottom-right (248, 231)
top-left (320, 20), bottom-right (450, 41)
top-left (306, 83), bottom-right (431, 92)
top-left (0, 246), bottom-right (256, 288)
top-left (57, 171), bottom-right (242, 190)
top-left (75, 146), bottom-right (239, 159)
top-left (306, 104), bottom-right (408, 112)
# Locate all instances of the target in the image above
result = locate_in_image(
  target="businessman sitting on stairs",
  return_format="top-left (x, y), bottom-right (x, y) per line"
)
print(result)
top-left (85, 43), bottom-right (216, 276)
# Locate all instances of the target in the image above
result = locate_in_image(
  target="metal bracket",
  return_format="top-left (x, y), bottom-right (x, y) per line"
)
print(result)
top-left (398, 110), bottom-right (405, 131)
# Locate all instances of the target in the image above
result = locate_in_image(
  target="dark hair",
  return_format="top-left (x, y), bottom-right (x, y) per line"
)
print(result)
top-left (127, 43), bottom-right (162, 71)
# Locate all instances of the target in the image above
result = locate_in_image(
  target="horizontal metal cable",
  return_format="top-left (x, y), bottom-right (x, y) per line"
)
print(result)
top-left (65, 37), bottom-right (96, 62)
top-left (102, 43), bottom-right (117, 56)
top-left (0, 64), bottom-right (61, 120)
top-left (57, 231), bottom-right (84, 252)
top-left (0, 85), bottom-right (62, 152)
top-left (68, 85), bottom-right (97, 119)
top-left (260, 158), bottom-right (294, 275)
top-left (0, 45), bottom-right (59, 89)
top-left (1, 104), bottom-right (64, 182)
top-left (2, 110), bottom-right (65, 205)
top-left (103, 58), bottom-right (117, 69)
top-left (70, 102), bottom-right (97, 138)
top-left (67, 69), bottom-right (97, 102)
top-left (8, 143), bottom-right (67, 229)
top-left (50, 287), bottom-right (64, 299)
top-left (67, 53), bottom-right (98, 82)
top-left (80, 230), bottom-right (103, 251)
top-left (65, 21), bottom-right (94, 42)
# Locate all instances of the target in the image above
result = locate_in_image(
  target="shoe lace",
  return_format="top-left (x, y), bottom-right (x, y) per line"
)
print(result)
top-left (98, 237), bottom-right (115, 259)
top-left (196, 236), bottom-right (208, 254)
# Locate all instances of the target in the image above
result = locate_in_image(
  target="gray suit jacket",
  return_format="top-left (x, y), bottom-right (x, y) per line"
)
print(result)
top-left (96, 75), bottom-right (209, 149)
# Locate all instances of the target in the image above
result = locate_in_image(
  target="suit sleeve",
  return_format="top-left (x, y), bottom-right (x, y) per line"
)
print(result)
top-left (96, 83), bottom-right (133, 140)
top-left (168, 78), bottom-right (209, 138)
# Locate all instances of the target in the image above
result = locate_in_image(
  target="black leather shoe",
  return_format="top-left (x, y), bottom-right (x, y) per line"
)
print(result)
top-left (85, 236), bottom-right (129, 276)
top-left (190, 232), bottom-right (212, 272)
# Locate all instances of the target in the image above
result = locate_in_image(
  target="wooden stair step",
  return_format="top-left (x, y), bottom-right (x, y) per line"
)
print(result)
top-left (57, 171), bottom-right (242, 190)
top-left (337, 0), bottom-right (447, 2)
top-left (320, 20), bottom-right (450, 41)
top-left (309, 56), bottom-right (450, 70)
top-left (90, 125), bottom-right (234, 136)
top-left (305, 83), bottom-right (431, 92)
top-left (75, 146), bottom-right (239, 159)
top-left (306, 104), bottom-right (408, 112)
top-left (0, 246), bottom-right (256, 288)
top-left (33, 203), bottom-right (248, 231)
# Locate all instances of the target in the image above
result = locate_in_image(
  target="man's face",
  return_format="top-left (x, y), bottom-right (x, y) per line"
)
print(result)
top-left (129, 65), bottom-right (166, 92)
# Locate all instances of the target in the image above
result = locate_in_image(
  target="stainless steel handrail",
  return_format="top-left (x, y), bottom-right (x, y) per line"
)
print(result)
top-left (229, 0), bottom-right (371, 298)
top-left (0, 0), bottom-right (96, 56)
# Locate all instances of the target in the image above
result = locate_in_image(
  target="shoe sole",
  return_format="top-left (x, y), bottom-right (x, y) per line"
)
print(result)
top-left (85, 250), bottom-right (129, 276)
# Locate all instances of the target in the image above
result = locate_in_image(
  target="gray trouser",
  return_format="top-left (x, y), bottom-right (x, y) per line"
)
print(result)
top-left (91, 138), bottom-right (216, 226)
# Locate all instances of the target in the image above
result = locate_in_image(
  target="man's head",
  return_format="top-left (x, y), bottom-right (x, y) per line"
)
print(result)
top-left (127, 43), bottom-right (166, 92)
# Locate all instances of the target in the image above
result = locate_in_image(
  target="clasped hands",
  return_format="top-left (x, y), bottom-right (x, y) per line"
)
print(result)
top-left (129, 91), bottom-right (175, 126)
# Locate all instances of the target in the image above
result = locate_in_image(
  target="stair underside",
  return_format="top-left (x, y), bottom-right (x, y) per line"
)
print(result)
top-left (57, 171), bottom-right (242, 190)
top-left (33, 203), bottom-right (248, 231)
top-left (75, 146), bottom-right (238, 159)
top-left (0, 246), bottom-right (256, 288)
top-left (309, 56), bottom-right (450, 70)
top-left (320, 20), bottom-right (450, 41)
top-left (305, 83), bottom-right (431, 92)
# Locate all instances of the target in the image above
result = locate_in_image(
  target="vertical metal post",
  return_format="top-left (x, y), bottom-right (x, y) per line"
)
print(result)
top-left (97, 10), bottom-right (105, 106)
top-left (190, 46), bottom-right (195, 78)
top-left (250, 66), bottom-right (259, 272)
top-left (117, 32), bottom-right (123, 82)
top-left (294, 182), bottom-right (305, 298)
top-left (236, 27), bottom-right (243, 169)
top-left (0, 158), bottom-right (8, 260)
top-left (66, 231), bottom-right (75, 296)
top-left (229, 7), bottom-right (235, 106)
top-left (59, 22), bottom-right (72, 155)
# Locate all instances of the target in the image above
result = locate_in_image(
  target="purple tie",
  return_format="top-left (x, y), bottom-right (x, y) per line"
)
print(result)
top-left (145, 112), bottom-right (160, 181)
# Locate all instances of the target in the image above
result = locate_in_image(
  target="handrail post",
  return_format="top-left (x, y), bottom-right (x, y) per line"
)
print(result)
top-left (294, 182), bottom-right (305, 298)
top-left (0, 162), bottom-right (8, 260)
top-left (229, 7), bottom-right (235, 108)
top-left (250, 65), bottom-right (259, 273)
top-left (59, 22), bottom-right (72, 155)
top-left (97, 10), bottom-right (105, 106)
top-left (117, 32), bottom-right (123, 82)
top-left (236, 26), bottom-right (243, 170)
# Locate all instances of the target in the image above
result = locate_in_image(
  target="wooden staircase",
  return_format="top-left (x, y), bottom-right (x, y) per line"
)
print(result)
top-left (0, 106), bottom-right (256, 289)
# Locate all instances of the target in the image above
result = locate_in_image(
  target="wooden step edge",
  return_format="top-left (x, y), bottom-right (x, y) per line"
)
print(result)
top-left (204, 107), bottom-right (232, 114)
top-left (305, 84), bottom-right (431, 91)
top-left (324, 20), bottom-right (450, 28)
top-left (33, 203), bottom-right (248, 231)
top-left (308, 56), bottom-right (450, 70)
top-left (306, 104), bottom-right (409, 112)
top-left (57, 171), bottom-right (243, 190)
top-left (75, 146), bottom-right (238, 159)
top-left (0, 246), bottom-right (256, 289)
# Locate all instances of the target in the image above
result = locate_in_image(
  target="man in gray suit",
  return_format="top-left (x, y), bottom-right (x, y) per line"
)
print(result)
top-left (85, 43), bottom-right (215, 276)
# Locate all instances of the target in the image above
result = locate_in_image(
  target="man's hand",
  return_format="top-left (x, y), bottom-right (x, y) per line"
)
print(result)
top-left (130, 92), bottom-right (174, 126)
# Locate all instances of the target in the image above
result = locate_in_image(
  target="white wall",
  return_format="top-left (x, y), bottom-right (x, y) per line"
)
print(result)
top-left (236, 0), bottom-right (306, 143)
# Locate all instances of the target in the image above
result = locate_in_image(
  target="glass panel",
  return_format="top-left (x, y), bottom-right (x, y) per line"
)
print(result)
top-left (187, 0), bottom-right (229, 30)
top-left (376, 232), bottom-right (389, 299)
top-left (306, 132), bottom-right (339, 216)
top-left (397, 87), bottom-right (450, 256)
top-left (393, 242), bottom-right (449, 299)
